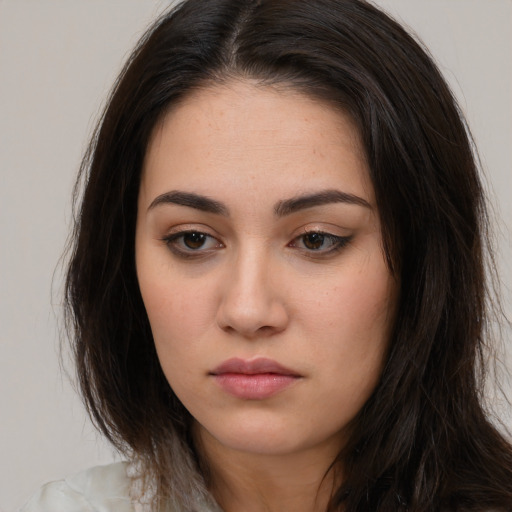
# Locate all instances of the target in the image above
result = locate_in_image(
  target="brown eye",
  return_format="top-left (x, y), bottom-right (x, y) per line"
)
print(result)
top-left (302, 232), bottom-right (325, 250)
top-left (163, 230), bottom-right (223, 258)
top-left (290, 231), bottom-right (352, 255)
top-left (182, 232), bottom-right (207, 249)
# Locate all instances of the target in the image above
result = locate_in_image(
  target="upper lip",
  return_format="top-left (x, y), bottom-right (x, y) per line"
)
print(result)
top-left (211, 357), bottom-right (300, 376)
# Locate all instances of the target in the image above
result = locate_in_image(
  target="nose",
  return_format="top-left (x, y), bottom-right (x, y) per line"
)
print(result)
top-left (216, 247), bottom-right (289, 338)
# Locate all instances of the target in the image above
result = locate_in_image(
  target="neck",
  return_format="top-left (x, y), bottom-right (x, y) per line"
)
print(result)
top-left (196, 428), bottom-right (343, 512)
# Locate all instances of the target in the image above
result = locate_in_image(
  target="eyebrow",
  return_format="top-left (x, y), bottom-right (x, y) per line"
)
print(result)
top-left (147, 188), bottom-right (371, 217)
top-left (148, 191), bottom-right (229, 216)
top-left (274, 189), bottom-right (372, 217)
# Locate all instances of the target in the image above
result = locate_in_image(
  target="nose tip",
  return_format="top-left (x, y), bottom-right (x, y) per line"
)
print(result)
top-left (216, 263), bottom-right (289, 338)
top-left (218, 301), bottom-right (288, 338)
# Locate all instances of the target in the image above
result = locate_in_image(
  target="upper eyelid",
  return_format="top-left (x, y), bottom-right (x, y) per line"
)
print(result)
top-left (294, 225), bottom-right (350, 239)
top-left (164, 228), bottom-right (214, 237)
top-left (162, 224), bottom-right (220, 240)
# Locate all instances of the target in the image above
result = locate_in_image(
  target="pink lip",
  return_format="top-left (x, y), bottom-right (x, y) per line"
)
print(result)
top-left (210, 358), bottom-right (301, 400)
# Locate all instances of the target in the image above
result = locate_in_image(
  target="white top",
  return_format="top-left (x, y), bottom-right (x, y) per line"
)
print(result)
top-left (19, 461), bottom-right (219, 512)
top-left (19, 462), bottom-right (136, 512)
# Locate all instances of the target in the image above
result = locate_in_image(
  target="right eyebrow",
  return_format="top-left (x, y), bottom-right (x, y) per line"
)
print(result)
top-left (147, 191), bottom-right (230, 216)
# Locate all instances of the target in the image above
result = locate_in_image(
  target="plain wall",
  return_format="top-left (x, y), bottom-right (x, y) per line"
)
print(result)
top-left (1, 1), bottom-right (510, 510)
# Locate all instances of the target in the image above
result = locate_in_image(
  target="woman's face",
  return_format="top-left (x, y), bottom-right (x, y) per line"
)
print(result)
top-left (136, 81), bottom-right (397, 458)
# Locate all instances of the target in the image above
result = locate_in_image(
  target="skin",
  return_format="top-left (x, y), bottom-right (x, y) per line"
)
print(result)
top-left (135, 80), bottom-right (397, 512)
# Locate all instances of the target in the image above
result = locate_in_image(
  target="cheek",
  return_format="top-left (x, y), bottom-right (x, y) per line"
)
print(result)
top-left (136, 256), bottom-right (221, 381)
top-left (140, 274), bottom-right (214, 343)
top-left (300, 258), bottom-right (395, 342)
top-left (299, 256), bottom-right (395, 398)
top-left (138, 276), bottom-right (205, 395)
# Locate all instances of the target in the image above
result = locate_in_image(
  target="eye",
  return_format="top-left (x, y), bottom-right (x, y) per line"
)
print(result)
top-left (163, 230), bottom-right (223, 257)
top-left (290, 231), bottom-right (351, 254)
top-left (180, 232), bottom-right (209, 249)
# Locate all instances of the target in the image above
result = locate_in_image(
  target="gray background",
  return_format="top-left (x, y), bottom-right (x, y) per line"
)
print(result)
top-left (1, 1), bottom-right (510, 510)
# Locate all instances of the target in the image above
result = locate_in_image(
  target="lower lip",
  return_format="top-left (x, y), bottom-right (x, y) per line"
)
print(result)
top-left (213, 373), bottom-right (299, 400)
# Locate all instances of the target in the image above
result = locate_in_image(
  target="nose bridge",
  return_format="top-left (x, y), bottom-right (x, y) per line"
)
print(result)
top-left (217, 240), bottom-right (287, 336)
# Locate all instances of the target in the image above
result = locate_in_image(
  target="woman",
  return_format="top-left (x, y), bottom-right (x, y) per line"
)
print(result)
top-left (21, 0), bottom-right (512, 511)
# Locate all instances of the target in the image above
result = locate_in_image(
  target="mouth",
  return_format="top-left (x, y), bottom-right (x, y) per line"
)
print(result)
top-left (210, 357), bottom-right (302, 400)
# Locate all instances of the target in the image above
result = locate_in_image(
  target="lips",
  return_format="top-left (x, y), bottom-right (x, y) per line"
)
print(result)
top-left (210, 357), bottom-right (301, 400)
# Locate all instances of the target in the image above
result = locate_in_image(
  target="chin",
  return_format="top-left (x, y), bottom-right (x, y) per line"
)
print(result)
top-left (197, 414), bottom-right (345, 459)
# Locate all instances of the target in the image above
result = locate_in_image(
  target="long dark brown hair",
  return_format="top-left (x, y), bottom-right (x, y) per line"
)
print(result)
top-left (65, 0), bottom-right (512, 510)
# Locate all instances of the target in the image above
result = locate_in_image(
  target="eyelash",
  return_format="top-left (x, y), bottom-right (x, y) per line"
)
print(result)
top-left (289, 231), bottom-right (352, 256)
top-left (162, 230), bottom-right (224, 259)
top-left (162, 230), bottom-right (352, 259)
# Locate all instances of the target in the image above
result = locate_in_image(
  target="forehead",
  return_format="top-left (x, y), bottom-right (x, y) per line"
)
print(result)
top-left (141, 80), bottom-right (373, 205)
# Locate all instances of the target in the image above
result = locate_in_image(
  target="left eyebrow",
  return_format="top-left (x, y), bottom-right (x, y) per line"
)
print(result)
top-left (274, 189), bottom-right (372, 217)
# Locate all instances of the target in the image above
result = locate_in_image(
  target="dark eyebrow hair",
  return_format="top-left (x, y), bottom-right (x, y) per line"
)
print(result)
top-left (147, 189), bottom-right (371, 217)
top-left (148, 191), bottom-right (229, 216)
top-left (274, 189), bottom-right (372, 217)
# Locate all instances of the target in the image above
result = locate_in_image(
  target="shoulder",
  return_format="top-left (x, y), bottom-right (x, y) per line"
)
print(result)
top-left (19, 462), bottom-right (135, 512)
